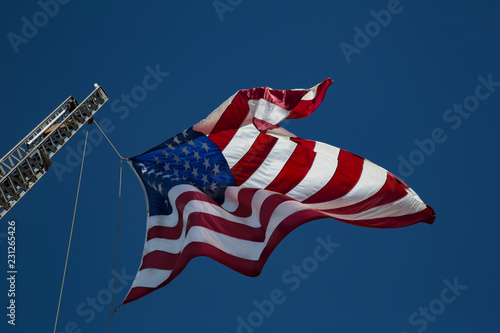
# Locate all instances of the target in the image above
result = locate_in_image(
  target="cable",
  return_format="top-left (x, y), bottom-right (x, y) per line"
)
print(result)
top-left (107, 159), bottom-right (123, 332)
top-left (93, 119), bottom-right (125, 160)
top-left (53, 125), bottom-right (89, 333)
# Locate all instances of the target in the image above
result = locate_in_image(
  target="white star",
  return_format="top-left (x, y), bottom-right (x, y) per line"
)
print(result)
top-left (163, 163), bottom-right (170, 171)
top-left (184, 160), bottom-right (190, 170)
top-left (173, 169), bottom-right (179, 177)
top-left (192, 167), bottom-right (199, 178)
top-left (158, 183), bottom-right (163, 193)
top-left (203, 157), bottom-right (211, 169)
top-left (164, 199), bottom-right (169, 207)
top-left (182, 129), bottom-right (189, 138)
top-left (154, 156), bottom-right (160, 164)
top-left (166, 143), bottom-right (174, 150)
top-left (212, 164), bottom-right (220, 176)
top-left (181, 146), bottom-right (190, 156)
top-left (147, 169), bottom-right (155, 176)
top-left (201, 174), bottom-right (209, 185)
top-left (188, 140), bottom-right (196, 147)
top-left (141, 167), bottom-right (148, 174)
top-left (162, 174), bottom-right (171, 179)
top-left (201, 142), bottom-right (210, 152)
top-left (173, 136), bottom-right (182, 145)
top-left (161, 149), bottom-right (170, 158)
top-left (193, 151), bottom-right (201, 161)
top-left (209, 181), bottom-right (218, 191)
top-left (155, 171), bottom-right (163, 177)
top-left (173, 154), bottom-right (180, 163)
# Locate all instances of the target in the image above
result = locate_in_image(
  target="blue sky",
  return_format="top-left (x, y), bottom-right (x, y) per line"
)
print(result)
top-left (1, 1), bottom-right (499, 332)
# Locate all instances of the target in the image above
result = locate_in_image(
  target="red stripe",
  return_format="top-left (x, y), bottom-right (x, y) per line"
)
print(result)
top-left (209, 87), bottom-right (305, 136)
top-left (185, 212), bottom-right (266, 241)
top-left (123, 286), bottom-right (155, 305)
top-left (208, 128), bottom-right (238, 152)
top-left (332, 205), bottom-right (436, 228)
top-left (141, 251), bottom-right (178, 270)
top-left (252, 118), bottom-right (280, 132)
top-left (288, 79), bottom-right (333, 119)
top-left (243, 87), bottom-right (307, 111)
top-left (147, 223), bottom-right (183, 241)
top-left (210, 92), bottom-right (249, 135)
top-left (323, 172), bottom-right (408, 215)
top-left (226, 187), bottom-right (259, 217)
top-left (303, 149), bottom-right (364, 203)
top-left (265, 138), bottom-right (316, 194)
top-left (230, 133), bottom-right (278, 185)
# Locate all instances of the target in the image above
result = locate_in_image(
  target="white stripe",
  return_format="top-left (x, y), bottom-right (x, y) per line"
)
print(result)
top-left (193, 92), bottom-right (238, 135)
top-left (240, 139), bottom-right (297, 189)
top-left (148, 214), bottom-right (179, 228)
top-left (220, 186), bottom-right (242, 212)
top-left (249, 98), bottom-right (291, 125)
top-left (222, 125), bottom-right (260, 168)
top-left (299, 81), bottom-right (322, 100)
top-left (286, 141), bottom-right (340, 201)
top-left (131, 268), bottom-right (172, 289)
top-left (325, 193), bottom-right (427, 221)
top-left (306, 159), bottom-right (387, 210)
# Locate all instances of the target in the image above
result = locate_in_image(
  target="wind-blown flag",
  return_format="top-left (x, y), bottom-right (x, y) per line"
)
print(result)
top-left (121, 78), bottom-right (435, 305)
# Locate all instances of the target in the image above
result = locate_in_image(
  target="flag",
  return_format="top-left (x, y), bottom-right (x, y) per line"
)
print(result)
top-left (121, 78), bottom-right (435, 305)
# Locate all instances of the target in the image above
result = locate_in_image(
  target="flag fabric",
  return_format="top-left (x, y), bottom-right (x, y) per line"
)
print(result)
top-left (121, 78), bottom-right (435, 305)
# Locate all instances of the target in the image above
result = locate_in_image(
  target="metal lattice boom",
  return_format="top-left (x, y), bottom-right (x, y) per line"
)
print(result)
top-left (0, 84), bottom-right (108, 219)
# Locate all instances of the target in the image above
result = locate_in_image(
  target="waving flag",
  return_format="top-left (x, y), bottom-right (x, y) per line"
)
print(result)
top-left (121, 79), bottom-right (435, 305)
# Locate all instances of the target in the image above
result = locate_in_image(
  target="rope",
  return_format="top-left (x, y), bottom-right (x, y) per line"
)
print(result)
top-left (93, 119), bottom-right (126, 160)
top-left (91, 117), bottom-right (126, 331)
top-left (53, 125), bottom-right (89, 333)
top-left (107, 159), bottom-right (123, 332)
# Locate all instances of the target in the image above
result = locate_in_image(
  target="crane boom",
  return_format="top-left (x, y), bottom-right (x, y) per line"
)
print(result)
top-left (0, 84), bottom-right (109, 219)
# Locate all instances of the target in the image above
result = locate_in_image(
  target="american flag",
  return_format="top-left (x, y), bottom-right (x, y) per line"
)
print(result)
top-left (121, 78), bottom-right (435, 305)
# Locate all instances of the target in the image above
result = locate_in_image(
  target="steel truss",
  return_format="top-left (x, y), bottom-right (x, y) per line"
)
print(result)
top-left (0, 84), bottom-right (108, 219)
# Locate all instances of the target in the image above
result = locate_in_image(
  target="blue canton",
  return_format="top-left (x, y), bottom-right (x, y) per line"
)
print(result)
top-left (130, 127), bottom-right (236, 216)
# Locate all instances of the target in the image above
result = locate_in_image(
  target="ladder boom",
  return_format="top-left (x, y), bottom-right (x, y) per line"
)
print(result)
top-left (0, 84), bottom-right (109, 219)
